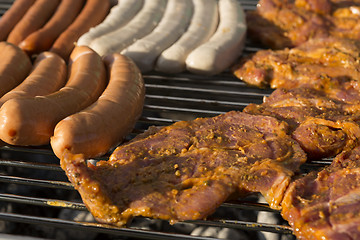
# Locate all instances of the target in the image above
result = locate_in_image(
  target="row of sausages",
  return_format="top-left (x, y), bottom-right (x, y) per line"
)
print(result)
top-left (77, 0), bottom-right (247, 75)
top-left (0, 0), bottom-right (111, 61)
top-left (0, 41), bottom-right (145, 159)
top-left (0, 0), bottom-right (247, 76)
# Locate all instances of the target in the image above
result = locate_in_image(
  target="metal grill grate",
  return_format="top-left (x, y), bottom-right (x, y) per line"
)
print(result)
top-left (0, 0), bottom-right (308, 239)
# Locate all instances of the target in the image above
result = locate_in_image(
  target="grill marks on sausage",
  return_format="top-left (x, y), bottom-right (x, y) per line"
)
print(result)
top-left (61, 111), bottom-right (307, 226)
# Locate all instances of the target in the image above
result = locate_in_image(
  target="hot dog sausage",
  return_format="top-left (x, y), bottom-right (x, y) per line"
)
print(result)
top-left (7, 0), bottom-right (60, 45)
top-left (51, 53), bottom-right (145, 159)
top-left (19, 0), bottom-right (85, 56)
top-left (50, 0), bottom-right (111, 61)
top-left (0, 0), bottom-right (36, 41)
top-left (0, 52), bottom-right (67, 107)
top-left (0, 46), bottom-right (107, 146)
top-left (0, 41), bottom-right (32, 98)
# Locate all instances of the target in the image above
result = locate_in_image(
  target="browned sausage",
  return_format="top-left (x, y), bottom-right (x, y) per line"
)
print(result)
top-left (0, 41), bottom-right (32, 97)
top-left (51, 53), bottom-right (145, 159)
top-left (19, 0), bottom-right (86, 56)
top-left (50, 0), bottom-right (111, 61)
top-left (7, 0), bottom-right (61, 45)
top-left (0, 51), bottom-right (67, 107)
top-left (0, 0), bottom-right (36, 41)
top-left (0, 46), bottom-right (107, 146)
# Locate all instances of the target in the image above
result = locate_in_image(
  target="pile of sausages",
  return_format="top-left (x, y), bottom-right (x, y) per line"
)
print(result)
top-left (0, 40), bottom-right (145, 160)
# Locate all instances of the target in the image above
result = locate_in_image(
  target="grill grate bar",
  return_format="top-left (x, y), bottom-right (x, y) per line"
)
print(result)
top-left (0, 175), bottom-right (73, 190)
top-left (143, 104), bottom-right (228, 115)
top-left (0, 212), bottom-right (215, 240)
top-left (222, 201), bottom-right (278, 213)
top-left (190, 220), bottom-right (293, 235)
top-left (0, 193), bottom-right (86, 211)
top-left (0, 145), bottom-right (54, 156)
top-left (0, 158), bottom-right (62, 171)
top-left (145, 83), bottom-right (271, 98)
top-left (0, 211), bottom-right (293, 239)
top-left (145, 94), bottom-right (249, 108)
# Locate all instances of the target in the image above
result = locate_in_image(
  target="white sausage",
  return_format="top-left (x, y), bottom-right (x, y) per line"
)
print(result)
top-left (121, 0), bottom-right (193, 73)
top-left (89, 0), bottom-right (167, 57)
top-left (77, 0), bottom-right (144, 46)
top-left (185, 0), bottom-right (247, 76)
top-left (155, 0), bottom-right (218, 74)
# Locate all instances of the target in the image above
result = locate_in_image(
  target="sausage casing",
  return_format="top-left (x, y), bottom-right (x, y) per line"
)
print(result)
top-left (51, 53), bottom-right (145, 159)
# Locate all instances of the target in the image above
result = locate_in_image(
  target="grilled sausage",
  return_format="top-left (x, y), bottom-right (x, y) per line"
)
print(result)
top-left (89, 0), bottom-right (167, 57)
top-left (155, 0), bottom-right (218, 73)
top-left (0, 0), bottom-right (36, 41)
top-left (51, 53), bottom-right (145, 159)
top-left (122, 0), bottom-right (193, 73)
top-left (77, 0), bottom-right (144, 46)
top-left (7, 0), bottom-right (60, 45)
top-left (0, 41), bottom-right (32, 98)
top-left (50, 0), bottom-right (111, 61)
top-left (185, 0), bottom-right (247, 75)
top-left (0, 52), bottom-right (67, 107)
top-left (19, 0), bottom-right (85, 56)
top-left (0, 46), bottom-right (107, 146)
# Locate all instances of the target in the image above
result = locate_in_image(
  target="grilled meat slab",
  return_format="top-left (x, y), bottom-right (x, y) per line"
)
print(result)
top-left (281, 145), bottom-right (360, 240)
top-left (61, 111), bottom-right (306, 226)
top-left (244, 87), bottom-right (360, 159)
top-left (247, 0), bottom-right (360, 49)
top-left (232, 37), bottom-right (360, 89)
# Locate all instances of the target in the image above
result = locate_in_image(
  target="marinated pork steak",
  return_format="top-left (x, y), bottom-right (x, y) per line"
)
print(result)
top-left (60, 111), bottom-right (306, 226)
top-left (281, 145), bottom-right (360, 240)
top-left (243, 87), bottom-right (360, 159)
top-left (232, 37), bottom-right (360, 89)
top-left (246, 0), bottom-right (360, 49)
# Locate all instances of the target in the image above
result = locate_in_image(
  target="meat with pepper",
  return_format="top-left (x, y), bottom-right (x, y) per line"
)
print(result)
top-left (232, 37), bottom-right (360, 89)
top-left (243, 87), bottom-right (360, 159)
top-left (281, 145), bottom-right (360, 240)
top-left (246, 0), bottom-right (360, 49)
top-left (60, 111), bottom-right (306, 226)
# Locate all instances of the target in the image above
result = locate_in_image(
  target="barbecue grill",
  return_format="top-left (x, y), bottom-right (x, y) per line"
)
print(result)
top-left (0, 0), bottom-right (332, 239)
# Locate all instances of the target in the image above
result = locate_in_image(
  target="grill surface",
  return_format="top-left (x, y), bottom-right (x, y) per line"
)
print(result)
top-left (0, 1), bottom-right (322, 239)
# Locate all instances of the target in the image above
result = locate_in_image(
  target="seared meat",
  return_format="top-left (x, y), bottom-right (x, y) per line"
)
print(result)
top-left (60, 111), bottom-right (306, 226)
top-left (247, 0), bottom-right (360, 49)
top-left (244, 87), bottom-right (360, 159)
top-left (232, 37), bottom-right (360, 89)
top-left (281, 145), bottom-right (360, 240)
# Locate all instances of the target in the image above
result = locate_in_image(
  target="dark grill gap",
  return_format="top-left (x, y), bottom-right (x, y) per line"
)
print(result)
top-left (0, 0), bottom-right (301, 239)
